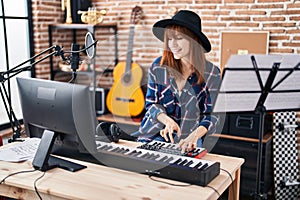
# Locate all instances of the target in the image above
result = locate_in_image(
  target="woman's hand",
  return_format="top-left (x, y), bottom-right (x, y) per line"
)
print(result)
top-left (178, 126), bottom-right (207, 153)
top-left (157, 113), bottom-right (181, 143)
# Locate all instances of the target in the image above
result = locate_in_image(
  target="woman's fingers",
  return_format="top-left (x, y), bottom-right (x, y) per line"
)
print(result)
top-left (178, 139), bottom-right (197, 154)
top-left (160, 128), bottom-right (175, 143)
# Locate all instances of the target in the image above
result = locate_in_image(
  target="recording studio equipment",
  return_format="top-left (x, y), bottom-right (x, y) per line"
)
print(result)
top-left (1, 43), bottom-right (67, 142)
top-left (85, 32), bottom-right (96, 59)
top-left (96, 122), bottom-right (120, 143)
top-left (221, 113), bottom-right (273, 139)
top-left (58, 32), bottom-right (98, 83)
top-left (32, 130), bottom-right (86, 172)
top-left (32, 130), bottom-right (57, 171)
top-left (94, 87), bottom-right (109, 115)
top-left (18, 76), bottom-right (219, 184)
top-left (273, 111), bottom-right (300, 199)
top-left (95, 122), bottom-right (138, 142)
top-left (17, 77), bottom-right (97, 172)
top-left (137, 141), bottom-right (207, 159)
top-left (278, 122), bottom-right (300, 131)
top-left (95, 141), bottom-right (220, 186)
top-left (281, 176), bottom-right (300, 187)
top-left (68, 31), bottom-right (97, 74)
top-left (70, 43), bottom-right (80, 71)
top-left (1, 31), bottom-right (97, 142)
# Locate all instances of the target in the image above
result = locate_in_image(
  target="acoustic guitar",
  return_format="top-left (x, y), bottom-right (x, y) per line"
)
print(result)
top-left (106, 6), bottom-right (145, 117)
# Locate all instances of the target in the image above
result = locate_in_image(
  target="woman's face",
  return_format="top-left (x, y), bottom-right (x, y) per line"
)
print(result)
top-left (167, 32), bottom-right (190, 60)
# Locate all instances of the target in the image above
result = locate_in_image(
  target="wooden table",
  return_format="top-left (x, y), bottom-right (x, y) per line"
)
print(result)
top-left (0, 140), bottom-right (244, 200)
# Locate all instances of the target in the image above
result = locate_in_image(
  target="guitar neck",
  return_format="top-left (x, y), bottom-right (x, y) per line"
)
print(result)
top-left (125, 25), bottom-right (135, 74)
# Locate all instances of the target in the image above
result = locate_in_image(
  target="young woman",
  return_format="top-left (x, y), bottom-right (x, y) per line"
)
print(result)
top-left (133, 10), bottom-right (220, 153)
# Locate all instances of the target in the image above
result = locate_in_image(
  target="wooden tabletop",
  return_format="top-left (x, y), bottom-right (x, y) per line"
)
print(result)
top-left (0, 140), bottom-right (244, 200)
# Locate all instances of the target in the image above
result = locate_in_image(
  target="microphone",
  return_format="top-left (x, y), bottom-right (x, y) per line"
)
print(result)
top-left (53, 32), bottom-right (97, 74)
top-left (69, 43), bottom-right (80, 71)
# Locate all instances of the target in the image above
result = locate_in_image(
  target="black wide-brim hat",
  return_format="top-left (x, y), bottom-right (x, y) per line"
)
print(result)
top-left (152, 10), bottom-right (211, 53)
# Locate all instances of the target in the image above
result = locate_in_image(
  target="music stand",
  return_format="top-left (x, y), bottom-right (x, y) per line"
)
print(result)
top-left (213, 54), bottom-right (300, 199)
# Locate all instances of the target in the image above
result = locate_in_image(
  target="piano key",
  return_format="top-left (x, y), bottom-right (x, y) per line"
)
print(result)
top-left (198, 163), bottom-right (209, 171)
top-left (97, 141), bottom-right (215, 170)
top-left (184, 160), bottom-right (194, 167)
top-left (178, 159), bottom-right (188, 166)
top-left (110, 147), bottom-right (120, 152)
top-left (172, 158), bottom-right (183, 165)
top-left (127, 150), bottom-right (138, 156)
top-left (157, 155), bottom-right (168, 162)
top-left (141, 152), bottom-right (151, 159)
top-left (94, 140), bottom-right (220, 187)
top-left (193, 161), bottom-right (203, 169)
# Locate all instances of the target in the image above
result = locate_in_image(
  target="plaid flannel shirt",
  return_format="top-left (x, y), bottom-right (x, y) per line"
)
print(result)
top-left (135, 57), bottom-right (221, 142)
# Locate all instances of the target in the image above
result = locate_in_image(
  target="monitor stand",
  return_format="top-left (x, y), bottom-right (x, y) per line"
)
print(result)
top-left (32, 130), bottom-right (86, 172)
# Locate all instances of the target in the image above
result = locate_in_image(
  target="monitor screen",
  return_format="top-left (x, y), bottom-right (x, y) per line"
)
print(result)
top-left (16, 77), bottom-right (98, 169)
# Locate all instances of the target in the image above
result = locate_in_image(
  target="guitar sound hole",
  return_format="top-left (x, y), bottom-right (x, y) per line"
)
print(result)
top-left (123, 73), bottom-right (131, 83)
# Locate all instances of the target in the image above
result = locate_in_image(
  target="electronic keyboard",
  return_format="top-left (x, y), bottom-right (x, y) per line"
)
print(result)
top-left (94, 141), bottom-right (220, 186)
top-left (137, 140), bottom-right (208, 159)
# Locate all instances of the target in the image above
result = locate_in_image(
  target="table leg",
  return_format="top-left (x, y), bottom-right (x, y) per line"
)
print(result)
top-left (228, 167), bottom-right (241, 200)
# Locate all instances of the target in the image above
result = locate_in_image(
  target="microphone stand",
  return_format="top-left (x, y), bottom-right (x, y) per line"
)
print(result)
top-left (0, 45), bottom-right (64, 142)
top-left (1, 36), bottom-right (97, 142)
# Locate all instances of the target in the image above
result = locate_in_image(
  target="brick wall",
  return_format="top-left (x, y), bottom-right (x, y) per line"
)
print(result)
top-left (31, 0), bottom-right (300, 81)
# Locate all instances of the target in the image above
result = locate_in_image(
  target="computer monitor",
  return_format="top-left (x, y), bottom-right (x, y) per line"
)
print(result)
top-left (16, 77), bottom-right (98, 171)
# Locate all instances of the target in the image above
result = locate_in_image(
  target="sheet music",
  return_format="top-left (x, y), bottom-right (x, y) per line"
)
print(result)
top-left (215, 54), bottom-right (300, 112)
top-left (226, 54), bottom-right (300, 69)
top-left (213, 93), bottom-right (260, 113)
top-left (220, 70), bottom-right (269, 92)
top-left (265, 92), bottom-right (300, 111)
top-left (0, 138), bottom-right (40, 162)
top-left (273, 71), bottom-right (300, 91)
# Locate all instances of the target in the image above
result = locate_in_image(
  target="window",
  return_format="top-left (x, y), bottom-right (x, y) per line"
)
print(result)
top-left (0, 0), bottom-right (33, 129)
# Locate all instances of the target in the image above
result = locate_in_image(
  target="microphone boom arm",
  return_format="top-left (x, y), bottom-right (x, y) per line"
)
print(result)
top-left (0, 45), bottom-right (63, 142)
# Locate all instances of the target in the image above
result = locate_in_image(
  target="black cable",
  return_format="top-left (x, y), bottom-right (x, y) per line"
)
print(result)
top-left (34, 171), bottom-right (46, 200)
top-left (206, 185), bottom-right (221, 197)
top-left (221, 168), bottom-right (235, 200)
top-left (0, 169), bottom-right (37, 184)
top-left (68, 71), bottom-right (77, 83)
top-left (0, 168), bottom-right (47, 200)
